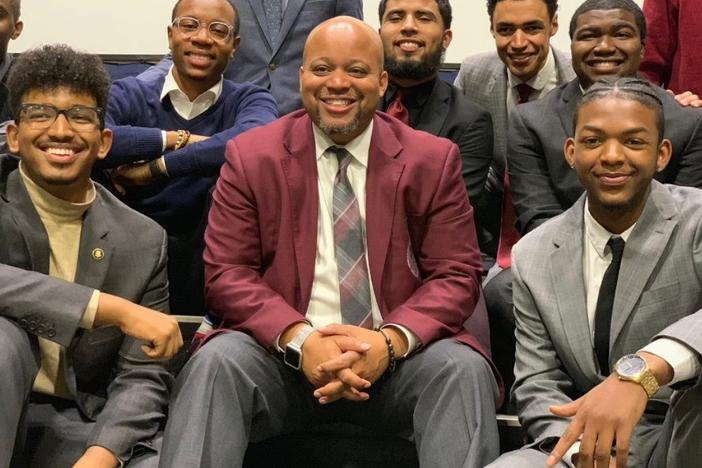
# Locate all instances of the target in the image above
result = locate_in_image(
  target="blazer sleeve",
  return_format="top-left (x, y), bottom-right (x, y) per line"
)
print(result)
top-left (508, 106), bottom-right (565, 233)
top-left (458, 108), bottom-right (494, 206)
top-left (85, 230), bottom-right (173, 461)
top-left (0, 264), bottom-right (93, 347)
top-left (381, 144), bottom-right (483, 346)
top-left (511, 247), bottom-right (578, 443)
top-left (204, 139), bottom-right (305, 347)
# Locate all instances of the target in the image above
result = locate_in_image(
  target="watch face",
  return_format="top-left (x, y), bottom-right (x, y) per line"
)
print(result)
top-left (285, 349), bottom-right (302, 370)
top-left (618, 355), bottom-right (646, 377)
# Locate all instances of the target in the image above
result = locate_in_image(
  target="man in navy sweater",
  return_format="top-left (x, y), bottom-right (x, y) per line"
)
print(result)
top-left (101, 0), bottom-right (278, 315)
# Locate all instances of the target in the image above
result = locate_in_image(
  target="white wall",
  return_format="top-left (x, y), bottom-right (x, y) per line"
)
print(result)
top-left (9, 0), bottom-right (644, 63)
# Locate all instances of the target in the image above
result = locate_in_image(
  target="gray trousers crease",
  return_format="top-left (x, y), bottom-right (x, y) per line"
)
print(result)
top-left (159, 332), bottom-right (500, 468)
top-left (0, 317), bottom-right (39, 468)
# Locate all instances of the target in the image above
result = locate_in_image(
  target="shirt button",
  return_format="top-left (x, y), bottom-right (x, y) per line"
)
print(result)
top-left (268, 63), bottom-right (277, 71)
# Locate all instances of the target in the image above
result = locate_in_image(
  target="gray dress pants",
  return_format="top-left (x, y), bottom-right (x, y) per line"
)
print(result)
top-left (159, 331), bottom-right (500, 468)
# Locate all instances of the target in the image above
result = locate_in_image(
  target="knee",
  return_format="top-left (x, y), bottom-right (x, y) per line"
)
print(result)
top-left (420, 341), bottom-right (495, 389)
top-left (180, 331), bottom-right (265, 380)
top-left (484, 268), bottom-right (514, 328)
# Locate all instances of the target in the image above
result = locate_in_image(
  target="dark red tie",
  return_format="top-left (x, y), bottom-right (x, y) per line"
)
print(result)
top-left (496, 168), bottom-right (521, 269)
top-left (516, 83), bottom-right (535, 104)
top-left (386, 88), bottom-right (410, 125)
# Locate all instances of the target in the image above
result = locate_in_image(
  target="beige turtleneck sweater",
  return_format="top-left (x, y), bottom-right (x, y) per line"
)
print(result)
top-left (20, 164), bottom-right (100, 399)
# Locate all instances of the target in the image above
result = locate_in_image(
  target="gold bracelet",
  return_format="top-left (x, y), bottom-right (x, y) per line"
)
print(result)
top-left (174, 129), bottom-right (191, 150)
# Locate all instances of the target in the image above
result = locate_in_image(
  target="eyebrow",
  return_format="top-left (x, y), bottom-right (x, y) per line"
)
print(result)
top-left (580, 125), bottom-right (651, 134)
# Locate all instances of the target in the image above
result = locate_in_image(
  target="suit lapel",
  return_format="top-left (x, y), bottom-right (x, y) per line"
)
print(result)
top-left (550, 198), bottom-right (599, 378)
top-left (281, 115), bottom-right (319, 311)
top-left (366, 116), bottom-right (404, 312)
top-left (5, 172), bottom-right (50, 273)
top-left (490, 66), bottom-right (509, 157)
top-left (246, 0), bottom-right (275, 50)
top-left (556, 80), bottom-right (581, 137)
top-left (273, 0), bottom-right (305, 55)
top-left (414, 79), bottom-right (449, 135)
top-left (610, 184), bottom-right (677, 346)
top-left (74, 192), bottom-right (112, 290)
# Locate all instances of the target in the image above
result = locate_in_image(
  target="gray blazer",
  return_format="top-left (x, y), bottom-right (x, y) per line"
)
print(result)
top-left (225, 0), bottom-right (363, 115)
top-left (453, 47), bottom-right (574, 178)
top-left (0, 160), bottom-right (173, 459)
top-left (511, 181), bottom-right (702, 464)
top-left (509, 79), bottom-right (702, 233)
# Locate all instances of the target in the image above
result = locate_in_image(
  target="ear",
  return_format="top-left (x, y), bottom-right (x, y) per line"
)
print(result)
top-left (550, 13), bottom-right (559, 37)
top-left (167, 25), bottom-right (174, 51)
top-left (6, 121), bottom-right (19, 155)
top-left (10, 20), bottom-right (23, 40)
top-left (655, 138), bottom-right (672, 173)
top-left (442, 29), bottom-right (453, 50)
top-left (564, 137), bottom-right (576, 168)
top-left (96, 128), bottom-right (113, 160)
top-left (378, 70), bottom-right (389, 98)
top-left (230, 35), bottom-right (241, 58)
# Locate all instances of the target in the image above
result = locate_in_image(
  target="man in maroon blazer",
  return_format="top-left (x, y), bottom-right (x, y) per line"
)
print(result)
top-left (159, 16), bottom-right (500, 468)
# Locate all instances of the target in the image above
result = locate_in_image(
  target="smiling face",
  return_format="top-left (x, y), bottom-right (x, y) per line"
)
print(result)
top-left (168, 0), bottom-right (239, 99)
top-left (300, 19), bottom-right (388, 145)
top-left (565, 96), bottom-right (670, 233)
top-left (491, 0), bottom-right (558, 82)
top-left (6, 87), bottom-right (113, 202)
top-left (571, 9), bottom-right (643, 89)
top-left (379, 0), bottom-right (451, 85)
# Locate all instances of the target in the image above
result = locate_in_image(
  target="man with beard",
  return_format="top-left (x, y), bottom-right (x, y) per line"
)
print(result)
top-left (158, 16), bottom-right (500, 468)
top-left (378, 0), bottom-right (493, 206)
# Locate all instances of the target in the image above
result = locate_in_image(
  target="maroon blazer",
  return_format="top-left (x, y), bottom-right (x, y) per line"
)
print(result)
top-left (204, 110), bottom-right (501, 401)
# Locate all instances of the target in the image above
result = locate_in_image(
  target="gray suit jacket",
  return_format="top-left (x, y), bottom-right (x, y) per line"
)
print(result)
top-left (511, 181), bottom-right (702, 464)
top-left (509, 79), bottom-right (702, 233)
top-left (0, 159), bottom-right (173, 460)
top-left (225, 0), bottom-right (363, 115)
top-left (453, 47), bottom-right (574, 179)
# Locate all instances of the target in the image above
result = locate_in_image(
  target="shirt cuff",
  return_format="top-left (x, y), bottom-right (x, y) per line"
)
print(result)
top-left (79, 290), bottom-right (99, 329)
top-left (161, 130), bottom-right (167, 153)
top-left (382, 323), bottom-right (420, 357)
top-left (563, 441), bottom-right (580, 468)
top-left (640, 338), bottom-right (702, 385)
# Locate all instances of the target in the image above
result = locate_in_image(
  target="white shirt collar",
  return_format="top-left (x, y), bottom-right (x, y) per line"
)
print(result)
top-left (312, 120), bottom-right (373, 167)
top-left (160, 65), bottom-right (223, 119)
top-left (584, 199), bottom-right (636, 259)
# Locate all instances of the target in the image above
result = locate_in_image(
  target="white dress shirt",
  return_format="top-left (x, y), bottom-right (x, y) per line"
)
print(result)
top-left (305, 123), bottom-right (418, 353)
top-left (506, 47), bottom-right (559, 116)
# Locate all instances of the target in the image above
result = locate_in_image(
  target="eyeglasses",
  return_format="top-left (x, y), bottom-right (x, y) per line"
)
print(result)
top-left (172, 16), bottom-right (234, 42)
top-left (17, 104), bottom-right (103, 131)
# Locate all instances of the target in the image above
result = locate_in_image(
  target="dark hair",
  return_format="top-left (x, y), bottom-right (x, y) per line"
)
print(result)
top-left (378, 0), bottom-right (452, 29)
top-left (487, 0), bottom-right (558, 20)
top-left (7, 44), bottom-right (110, 128)
top-left (569, 0), bottom-right (646, 40)
top-left (574, 77), bottom-right (664, 142)
top-left (171, 0), bottom-right (240, 37)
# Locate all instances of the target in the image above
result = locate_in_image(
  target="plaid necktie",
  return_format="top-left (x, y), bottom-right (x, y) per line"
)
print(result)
top-left (329, 146), bottom-right (373, 328)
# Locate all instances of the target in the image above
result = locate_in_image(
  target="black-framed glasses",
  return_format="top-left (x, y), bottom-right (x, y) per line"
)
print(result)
top-left (17, 104), bottom-right (103, 131)
top-left (172, 16), bottom-right (234, 42)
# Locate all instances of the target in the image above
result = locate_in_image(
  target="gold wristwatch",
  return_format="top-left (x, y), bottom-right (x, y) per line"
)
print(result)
top-left (614, 354), bottom-right (660, 398)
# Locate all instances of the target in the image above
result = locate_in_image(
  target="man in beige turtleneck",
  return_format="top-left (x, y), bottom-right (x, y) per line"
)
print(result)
top-left (0, 45), bottom-right (182, 468)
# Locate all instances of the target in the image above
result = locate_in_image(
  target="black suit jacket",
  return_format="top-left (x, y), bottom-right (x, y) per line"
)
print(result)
top-left (508, 78), bottom-right (702, 233)
top-left (391, 78), bottom-right (494, 207)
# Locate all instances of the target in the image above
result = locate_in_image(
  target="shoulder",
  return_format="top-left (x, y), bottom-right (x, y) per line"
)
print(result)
top-left (220, 79), bottom-right (275, 101)
top-left (652, 182), bottom-right (702, 221)
top-left (443, 82), bottom-right (492, 120)
top-left (110, 73), bottom-right (164, 100)
top-left (458, 51), bottom-right (503, 73)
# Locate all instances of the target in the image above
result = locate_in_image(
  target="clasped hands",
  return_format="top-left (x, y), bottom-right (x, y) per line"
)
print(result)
top-left (293, 323), bottom-right (407, 405)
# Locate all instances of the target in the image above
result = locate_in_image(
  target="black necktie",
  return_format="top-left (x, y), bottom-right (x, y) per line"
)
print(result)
top-left (594, 237), bottom-right (626, 375)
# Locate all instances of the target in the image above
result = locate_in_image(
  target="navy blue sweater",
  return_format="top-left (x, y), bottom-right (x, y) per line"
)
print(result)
top-left (103, 67), bottom-right (278, 233)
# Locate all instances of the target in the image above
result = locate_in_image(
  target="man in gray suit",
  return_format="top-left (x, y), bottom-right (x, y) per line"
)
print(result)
top-left (225, 0), bottom-right (363, 114)
top-left (0, 45), bottom-right (182, 468)
top-left (491, 78), bottom-right (702, 468)
top-left (453, 0), bottom-right (573, 400)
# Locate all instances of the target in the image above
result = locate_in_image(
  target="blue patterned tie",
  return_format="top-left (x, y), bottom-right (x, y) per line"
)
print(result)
top-left (263, 0), bottom-right (283, 41)
top-left (329, 146), bottom-right (373, 328)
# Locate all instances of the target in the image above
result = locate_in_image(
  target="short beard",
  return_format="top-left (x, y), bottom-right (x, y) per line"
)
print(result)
top-left (313, 108), bottom-right (361, 139)
top-left (384, 47), bottom-right (443, 81)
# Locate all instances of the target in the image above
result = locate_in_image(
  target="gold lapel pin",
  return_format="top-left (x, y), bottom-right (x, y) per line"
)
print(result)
top-left (92, 248), bottom-right (105, 260)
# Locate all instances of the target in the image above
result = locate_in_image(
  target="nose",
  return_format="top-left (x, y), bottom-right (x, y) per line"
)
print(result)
top-left (47, 113), bottom-right (75, 139)
top-left (593, 35), bottom-right (615, 54)
top-left (400, 15), bottom-right (418, 34)
top-left (192, 24), bottom-right (214, 44)
top-left (600, 139), bottom-right (624, 166)
top-left (510, 29), bottom-right (528, 49)
top-left (326, 68), bottom-right (351, 91)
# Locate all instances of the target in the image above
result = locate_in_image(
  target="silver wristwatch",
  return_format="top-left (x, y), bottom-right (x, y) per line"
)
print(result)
top-left (283, 324), bottom-right (315, 370)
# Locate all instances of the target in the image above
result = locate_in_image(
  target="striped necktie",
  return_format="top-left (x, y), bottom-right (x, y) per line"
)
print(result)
top-left (329, 146), bottom-right (373, 328)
